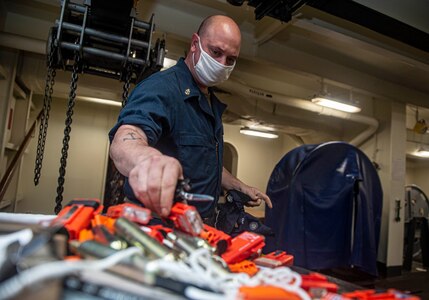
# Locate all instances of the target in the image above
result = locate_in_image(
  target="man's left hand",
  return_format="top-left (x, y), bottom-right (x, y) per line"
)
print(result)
top-left (238, 185), bottom-right (273, 209)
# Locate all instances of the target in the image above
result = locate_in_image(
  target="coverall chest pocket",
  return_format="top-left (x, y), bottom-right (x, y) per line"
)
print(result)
top-left (178, 134), bottom-right (215, 182)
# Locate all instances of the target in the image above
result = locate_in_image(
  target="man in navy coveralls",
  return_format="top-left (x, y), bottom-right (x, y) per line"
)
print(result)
top-left (109, 15), bottom-right (272, 219)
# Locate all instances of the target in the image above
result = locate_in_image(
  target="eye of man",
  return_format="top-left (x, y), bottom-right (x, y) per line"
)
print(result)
top-left (226, 57), bottom-right (236, 66)
top-left (209, 47), bottom-right (236, 66)
top-left (210, 47), bottom-right (222, 58)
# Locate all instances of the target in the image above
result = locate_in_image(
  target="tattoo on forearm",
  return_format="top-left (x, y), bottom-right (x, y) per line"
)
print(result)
top-left (123, 132), bottom-right (142, 141)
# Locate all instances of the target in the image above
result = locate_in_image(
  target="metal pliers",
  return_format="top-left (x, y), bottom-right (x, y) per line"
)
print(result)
top-left (175, 179), bottom-right (214, 202)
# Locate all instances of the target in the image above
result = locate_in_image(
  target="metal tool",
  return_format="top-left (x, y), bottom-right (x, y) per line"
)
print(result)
top-left (175, 179), bottom-right (214, 202)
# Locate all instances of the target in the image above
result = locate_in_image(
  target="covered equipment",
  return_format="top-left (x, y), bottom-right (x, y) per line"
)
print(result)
top-left (264, 142), bottom-right (382, 276)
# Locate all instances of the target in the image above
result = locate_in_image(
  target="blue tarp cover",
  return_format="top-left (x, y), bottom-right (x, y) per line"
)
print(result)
top-left (264, 142), bottom-right (382, 276)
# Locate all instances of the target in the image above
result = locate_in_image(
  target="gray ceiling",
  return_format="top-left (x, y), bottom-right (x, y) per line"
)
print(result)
top-left (1, 0), bottom-right (429, 145)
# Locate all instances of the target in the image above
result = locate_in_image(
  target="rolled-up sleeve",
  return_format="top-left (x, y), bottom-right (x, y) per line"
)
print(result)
top-left (109, 80), bottom-right (170, 146)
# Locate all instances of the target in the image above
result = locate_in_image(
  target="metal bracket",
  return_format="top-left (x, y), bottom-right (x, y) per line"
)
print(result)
top-left (395, 199), bottom-right (401, 222)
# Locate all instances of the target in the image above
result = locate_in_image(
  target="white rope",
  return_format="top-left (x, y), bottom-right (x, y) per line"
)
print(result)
top-left (0, 247), bottom-right (141, 299)
top-left (150, 247), bottom-right (311, 300)
top-left (0, 241), bottom-right (310, 300)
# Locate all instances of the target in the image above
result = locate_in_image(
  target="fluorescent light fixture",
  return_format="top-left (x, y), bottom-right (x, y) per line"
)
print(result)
top-left (311, 97), bottom-right (361, 113)
top-left (77, 96), bottom-right (122, 107)
top-left (413, 147), bottom-right (429, 158)
top-left (240, 127), bottom-right (278, 139)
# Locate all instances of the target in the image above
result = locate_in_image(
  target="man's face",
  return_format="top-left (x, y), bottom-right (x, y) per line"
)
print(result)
top-left (192, 22), bottom-right (241, 67)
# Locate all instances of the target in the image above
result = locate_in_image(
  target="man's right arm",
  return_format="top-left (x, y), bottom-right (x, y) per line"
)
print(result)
top-left (110, 124), bottom-right (183, 216)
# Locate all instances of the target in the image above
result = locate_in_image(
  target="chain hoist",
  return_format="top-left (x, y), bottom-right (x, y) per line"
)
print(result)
top-left (40, 0), bottom-right (165, 214)
top-left (54, 53), bottom-right (81, 214)
top-left (34, 41), bottom-right (57, 185)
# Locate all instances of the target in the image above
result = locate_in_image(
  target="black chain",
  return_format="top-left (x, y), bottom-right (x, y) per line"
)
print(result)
top-left (110, 164), bottom-right (125, 206)
top-left (34, 43), bottom-right (57, 185)
top-left (113, 65), bottom-right (133, 205)
top-left (121, 64), bottom-right (132, 107)
top-left (105, 64), bottom-right (133, 207)
top-left (54, 53), bottom-right (80, 214)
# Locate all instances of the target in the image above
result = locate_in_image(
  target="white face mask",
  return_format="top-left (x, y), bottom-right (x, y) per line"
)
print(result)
top-left (192, 36), bottom-right (235, 87)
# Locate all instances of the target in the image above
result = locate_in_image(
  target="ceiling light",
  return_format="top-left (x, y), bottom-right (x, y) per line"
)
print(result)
top-left (77, 96), bottom-right (122, 107)
top-left (312, 78), bottom-right (361, 113)
top-left (413, 147), bottom-right (429, 158)
top-left (311, 96), bottom-right (361, 113)
top-left (240, 127), bottom-right (278, 139)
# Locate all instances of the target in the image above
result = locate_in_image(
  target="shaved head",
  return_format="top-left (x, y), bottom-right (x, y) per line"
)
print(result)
top-left (197, 15), bottom-right (241, 46)
top-left (198, 15), bottom-right (241, 39)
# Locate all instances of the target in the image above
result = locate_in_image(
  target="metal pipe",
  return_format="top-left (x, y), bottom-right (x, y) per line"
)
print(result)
top-left (0, 110), bottom-right (43, 202)
top-left (55, 21), bottom-right (149, 49)
top-left (60, 42), bottom-right (147, 66)
top-left (135, 20), bottom-right (151, 31)
top-left (115, 217), bottom-right (176, 261)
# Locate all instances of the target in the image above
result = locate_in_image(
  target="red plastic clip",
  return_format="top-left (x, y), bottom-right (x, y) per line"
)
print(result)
top-left (167, 202), bottom-right (204, 236)
top-left (146, 224), bottom-right (173, 243)
top-left (301, 273), bottom-right (339, 293)
top-left (51, 198), bottom-right (103, 240)
top-left (228, 260), bottom-right (259, 276)
top-left (106, 203), bottom-right (151, 225)
top-left (253, 250), bottom-right (294, 268)
top-left (199, 224), bottom-right (232, 254)
top-left (221, 231), bottom-right (265, 264)
top-left (342, 289), bottom-right (420, 300)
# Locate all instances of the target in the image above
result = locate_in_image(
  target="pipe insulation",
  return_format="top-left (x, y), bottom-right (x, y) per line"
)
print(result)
top-left (221, 79), bottom-right (379, 147)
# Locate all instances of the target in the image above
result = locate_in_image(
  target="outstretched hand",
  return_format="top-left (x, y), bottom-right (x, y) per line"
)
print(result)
top-left (238, 184), bottom-right (272, 209)
top-left (128, 154), bottom-right (183, 217)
